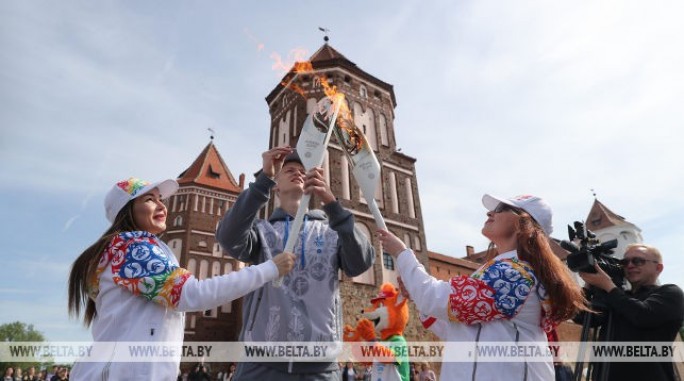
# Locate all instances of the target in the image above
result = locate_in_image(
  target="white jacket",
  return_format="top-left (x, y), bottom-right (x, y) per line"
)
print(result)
top-left (396, 249), bottom-right (554, 381)
top-left (71, 231), bottom-right (279, 380)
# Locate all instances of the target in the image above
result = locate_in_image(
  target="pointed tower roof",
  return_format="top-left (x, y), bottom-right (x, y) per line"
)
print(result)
top-left (585, 199), bottom-right (628, 231)
top-left (309, 43), bottom-right (352, 63)
top-left (266, 43), bottom-right (397, 106)
top-left (177, 141), bottom-right (242, 193)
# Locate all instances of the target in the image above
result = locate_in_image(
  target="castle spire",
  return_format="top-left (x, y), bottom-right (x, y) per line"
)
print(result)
top-left (318, 26), bottom-right (330, 43)
top-left (177, 141), bottom-right (242, 192)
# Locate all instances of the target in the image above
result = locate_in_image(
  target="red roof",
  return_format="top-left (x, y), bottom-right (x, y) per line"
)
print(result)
top-left (428, 250), bottom-right (480, 270)
top-left (177, 142), bottom-right (242, 193)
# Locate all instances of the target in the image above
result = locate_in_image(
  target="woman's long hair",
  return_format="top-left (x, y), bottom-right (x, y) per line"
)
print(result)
top-left (486, 212), bottom-right (588, 322)
top-left (68, 201), bottom-right (139, 327)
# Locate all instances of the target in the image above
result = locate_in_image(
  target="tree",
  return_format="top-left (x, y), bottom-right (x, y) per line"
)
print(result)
top-left (0, 321), bottom-right (48, 374)
top-left (0, 321), bottom-right (45, 342)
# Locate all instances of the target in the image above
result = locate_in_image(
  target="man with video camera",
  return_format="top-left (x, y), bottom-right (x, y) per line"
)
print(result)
top-left (579, 243), bottom-right (684, 381)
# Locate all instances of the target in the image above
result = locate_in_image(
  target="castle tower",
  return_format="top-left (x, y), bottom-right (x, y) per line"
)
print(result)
top-left (161, 140), bottom-right (246, 341)
top-left (584, 198), bottom-right (643, 259)
top-left (264, 42), bottom-right (429, 339)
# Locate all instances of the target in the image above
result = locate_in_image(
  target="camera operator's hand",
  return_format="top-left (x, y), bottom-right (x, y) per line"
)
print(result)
top-left (579, 264), bottom-right (617, 292)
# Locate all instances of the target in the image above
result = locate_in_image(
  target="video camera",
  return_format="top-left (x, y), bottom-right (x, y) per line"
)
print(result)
top-left (563, 222), bottom-right (624, 380)
top-left (560, 221), bottom-right (624, 288)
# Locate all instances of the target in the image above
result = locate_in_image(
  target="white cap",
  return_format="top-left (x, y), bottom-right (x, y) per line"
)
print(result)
top-left (482, 194), bottom-right (553, 235)
top-left (104, 177), bottom-right (179, 223)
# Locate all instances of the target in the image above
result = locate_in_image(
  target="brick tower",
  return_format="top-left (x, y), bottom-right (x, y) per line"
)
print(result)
top-left (161, 139), bottom-right (246, 341)
top-left (264, 42), bottom-right (430, 340)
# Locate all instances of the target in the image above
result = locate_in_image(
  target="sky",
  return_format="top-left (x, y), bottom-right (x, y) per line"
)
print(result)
top-left (1, 1), bottom-right (683, 342)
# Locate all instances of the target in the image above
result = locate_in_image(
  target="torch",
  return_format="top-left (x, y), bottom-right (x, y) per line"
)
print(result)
top-left (332, 109), bottom-right (387, 230)
top-left (273, 95), bottom-right (342, 287)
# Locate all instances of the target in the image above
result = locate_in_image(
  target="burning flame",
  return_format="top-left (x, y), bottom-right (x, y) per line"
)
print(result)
top-left (253, 41), bottom-right (348, 114)
top-left (271, 49), bottom-right (314, 99)
top-left (270, 48), bottom-right (309, 73)
top-left (270, 48), bottom-right (351, 126)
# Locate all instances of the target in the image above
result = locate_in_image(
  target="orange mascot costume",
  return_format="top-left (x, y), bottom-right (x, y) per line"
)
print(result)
top-left (344, 282), bottom-right (410, 381)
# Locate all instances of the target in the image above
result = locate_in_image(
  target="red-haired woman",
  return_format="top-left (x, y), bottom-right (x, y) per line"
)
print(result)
top-left (378, 194), bottom-right (586, 381)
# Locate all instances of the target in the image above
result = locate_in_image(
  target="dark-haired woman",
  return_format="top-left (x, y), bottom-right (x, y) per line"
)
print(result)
top-left (68, 177), bottom-right (294, 380)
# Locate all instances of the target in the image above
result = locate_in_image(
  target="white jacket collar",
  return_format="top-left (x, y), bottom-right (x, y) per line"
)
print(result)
top-left (493, 249), bottom-right (518, 261)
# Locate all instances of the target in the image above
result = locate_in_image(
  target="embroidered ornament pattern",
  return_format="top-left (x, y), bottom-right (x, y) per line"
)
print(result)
top-left (91, 232), bottom-right (190, 307)
top-left (448, 259), bottom-right (537, 324)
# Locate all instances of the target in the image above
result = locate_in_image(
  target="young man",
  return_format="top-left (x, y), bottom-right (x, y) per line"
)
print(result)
top-left (216, 146), bottom-right (375, 381)
top-left (580, 243), bottom-right (684, 381)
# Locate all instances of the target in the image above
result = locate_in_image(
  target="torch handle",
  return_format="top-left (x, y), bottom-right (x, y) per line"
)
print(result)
top-left (367, 198), bottom-right (387, 230)
top-left (272, 193), bottom-right (311, 287)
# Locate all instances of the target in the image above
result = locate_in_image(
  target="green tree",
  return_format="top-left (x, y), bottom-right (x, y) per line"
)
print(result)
top-left (0, 321), bottom-right (48, 374)
top-left (0, 321), bottom-right (45, 342)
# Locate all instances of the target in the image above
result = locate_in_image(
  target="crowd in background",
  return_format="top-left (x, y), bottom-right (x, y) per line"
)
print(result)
top-left (2, 365), bottom-right (69, 381)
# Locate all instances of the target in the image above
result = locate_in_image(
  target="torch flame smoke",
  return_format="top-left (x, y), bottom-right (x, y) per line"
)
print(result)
top-left (270, 48), bottom-right (351, 132)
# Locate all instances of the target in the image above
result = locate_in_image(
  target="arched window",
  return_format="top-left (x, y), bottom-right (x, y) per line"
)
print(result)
top-left (168, 239), bottom-right (182, 262)
top-left (403, 233), bottom-right (411, 249)
top-left (359, 84), bottom-right (368, 98)
top-left (352, 223), bottom-right (375, 285)
top-left (174, 215), bottom-right (183, 227)
top-left (378, 114), bottom-right (389, 146)
top-left (187, 258), bottom-right (197, 276)
top-left (199, 260), bottom-right (209, 280)
top-left (404, 177), bottom-right (415, 218)
top-left (279, 111), bottom-right (291, 146)
top-left (389, 172), bottom-right (399, 213)
top-left (365, 108), bottom-right (377, 150)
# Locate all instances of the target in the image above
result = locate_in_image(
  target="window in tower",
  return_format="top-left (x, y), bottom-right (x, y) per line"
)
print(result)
top-left (389, 172), bottom-right (399, 213)
top-left (379, 114), bottom-right (389, 146)
top-left (352, 223), bottom-right (375, 285)
top-left (405, 177), bottom-right (416, 218)
top-left (207, 165), bottom-right (221, 179)
top-left (383, 252), bottom-right (395, 270)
